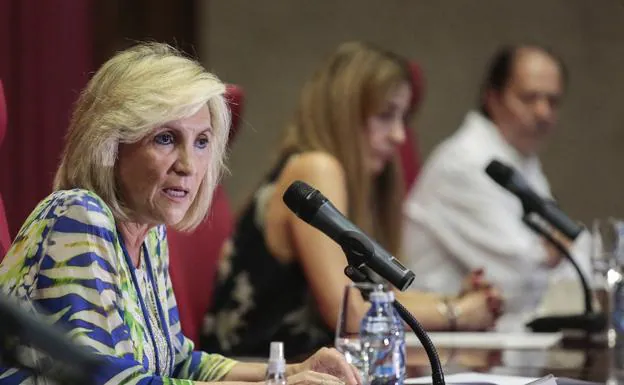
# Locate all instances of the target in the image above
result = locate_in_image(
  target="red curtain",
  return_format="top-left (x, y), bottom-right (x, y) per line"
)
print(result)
top-left (0, 0), bottom-right (93, 237)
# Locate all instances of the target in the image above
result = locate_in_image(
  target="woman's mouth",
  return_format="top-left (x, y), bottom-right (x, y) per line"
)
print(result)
top-left (162, 187), bottom-right (189, 199)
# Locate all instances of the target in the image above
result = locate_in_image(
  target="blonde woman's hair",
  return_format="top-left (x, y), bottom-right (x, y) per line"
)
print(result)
top-left (54, 42), bottom-right (230, 231)
top-left (281, 41), bottom-right (412, 255)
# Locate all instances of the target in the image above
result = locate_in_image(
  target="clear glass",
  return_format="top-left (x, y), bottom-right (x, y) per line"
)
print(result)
top-left (591, 218), bottom-right (623, 290)
top-left (592, 218), bottom-right (624, 385)
top-left (592, 219), bottom-right (624, 340)
top-left (335, 282), bottom-right (385, 385)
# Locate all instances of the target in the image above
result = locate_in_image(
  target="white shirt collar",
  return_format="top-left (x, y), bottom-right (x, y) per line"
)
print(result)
top-left (462, 110), bottom-right (541, 175)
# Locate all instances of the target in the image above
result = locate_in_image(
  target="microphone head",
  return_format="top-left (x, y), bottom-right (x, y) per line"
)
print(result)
top-left (283, 181), bottom-right (328, 222)
top-left (485, 159), bottom-right (513, 187)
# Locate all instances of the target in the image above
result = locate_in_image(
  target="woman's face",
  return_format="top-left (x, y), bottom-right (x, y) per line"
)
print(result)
top-left (364, 81), bottom-right (412, 176)
top-left (117, 105), bottom-right (213, 226)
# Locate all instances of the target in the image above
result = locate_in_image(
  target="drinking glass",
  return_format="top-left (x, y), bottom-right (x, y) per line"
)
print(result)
top-left (592, 218), bottom-right (624, 384)
top-left (335, 282), bottom-right (385, 385)
top-left (591, 218), bottom-right (624, 290)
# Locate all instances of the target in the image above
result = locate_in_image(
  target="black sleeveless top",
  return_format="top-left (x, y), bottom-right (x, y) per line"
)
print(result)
top-left (201, 155), bottom-right (333, 359)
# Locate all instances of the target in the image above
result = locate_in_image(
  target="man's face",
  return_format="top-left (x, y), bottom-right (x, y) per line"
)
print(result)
top-left (487, 50), bottom-right (564, 156)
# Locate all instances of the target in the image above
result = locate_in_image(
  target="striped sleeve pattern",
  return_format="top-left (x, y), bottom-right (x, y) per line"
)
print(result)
top-left (0, 189), bottom-right (237, 384)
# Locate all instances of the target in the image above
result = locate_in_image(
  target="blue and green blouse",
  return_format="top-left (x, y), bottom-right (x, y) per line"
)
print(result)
top-left (0, 189), bottom-right (237, 384)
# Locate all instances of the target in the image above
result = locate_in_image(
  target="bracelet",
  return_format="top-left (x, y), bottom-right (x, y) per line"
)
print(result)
top-left (437, 297), bottom-right (459, 331)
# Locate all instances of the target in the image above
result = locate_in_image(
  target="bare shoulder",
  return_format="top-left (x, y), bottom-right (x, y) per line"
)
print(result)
top-left (264, 151), bottom-right (349, 261)
top-left (274, 151), bottom-right (349, 211)
top-left (282, 151), bottom-right (346, 184)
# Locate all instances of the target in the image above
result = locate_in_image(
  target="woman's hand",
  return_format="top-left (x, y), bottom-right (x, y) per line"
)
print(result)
top-left (459, 268), bottom-right (491, 296)
top-left (286, 370), bottom-right (350, 385)
top-left (454, 288), bottom-right (503, 331)
top-left (542, 237), bottom-right (566, 268)
top-left (455, 268), bottom-right (505, 330)
top-left (290, 347), bottom-right (361, 385)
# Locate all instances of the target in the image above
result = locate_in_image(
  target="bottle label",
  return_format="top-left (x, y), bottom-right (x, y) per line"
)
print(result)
top-left (613, 281), bottom-right (624, 334)
top-left (360, 299), bottom-right (405, 385)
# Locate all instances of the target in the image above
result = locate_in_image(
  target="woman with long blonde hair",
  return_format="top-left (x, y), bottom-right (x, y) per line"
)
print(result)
top-left (203, 42), bottom-right (501, 358)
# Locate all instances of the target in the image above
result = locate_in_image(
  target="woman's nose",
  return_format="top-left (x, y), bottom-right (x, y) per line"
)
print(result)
top-left (173, 146), bottom-right (197, 176)
top-left (390, 121), bottom-right (406, 145)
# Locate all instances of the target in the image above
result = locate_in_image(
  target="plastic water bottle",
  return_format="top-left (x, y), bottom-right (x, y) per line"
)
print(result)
top-left (360, 290), bottom-right (401, 385)
top-left (613, 277), bottom-right (624, 336)
top-left (606, 276), bottom-right (624, 384)
top-left (265, 341), bottom-right (287, 385)
top-left (387, 292), bottom-right (406, 385)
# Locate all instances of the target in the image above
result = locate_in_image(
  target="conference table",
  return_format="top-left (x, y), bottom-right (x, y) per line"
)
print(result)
top-left (405, 335), bottom-right (610, 383)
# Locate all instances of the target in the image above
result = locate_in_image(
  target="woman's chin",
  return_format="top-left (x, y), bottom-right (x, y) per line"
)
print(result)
top-left (368, 160), bottom-right (387, 176)
top-left (162, 211), bottom-right (187, 228)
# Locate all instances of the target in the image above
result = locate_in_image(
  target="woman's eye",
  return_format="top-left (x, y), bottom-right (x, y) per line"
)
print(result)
top-left (377, 111), bottom-right (394, 121)
top-left (196, 136), bottom-right (210, 149)
top-left (154, 132), bottom-right (174, 145)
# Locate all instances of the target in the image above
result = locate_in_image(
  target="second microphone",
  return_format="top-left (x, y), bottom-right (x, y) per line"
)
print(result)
top-left (282, 180), bottom-right (415, 291)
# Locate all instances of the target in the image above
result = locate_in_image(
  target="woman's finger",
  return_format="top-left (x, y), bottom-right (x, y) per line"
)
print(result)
top-left (289, 370), bottom-right (346, 385)
top-left (311, 371), bottom-right (346, 383)
top-left (349, 364), bottom-right (362, 385)
top-left (324, 348), bottom-right (359, 385)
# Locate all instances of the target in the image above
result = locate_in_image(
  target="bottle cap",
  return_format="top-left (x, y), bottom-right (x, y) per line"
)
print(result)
top-left (269, 341), bottom-right (284, 362)
top-left (369, 290), bottom-right (388, 302)
top-left (267, 341), bottom-right (286, 374)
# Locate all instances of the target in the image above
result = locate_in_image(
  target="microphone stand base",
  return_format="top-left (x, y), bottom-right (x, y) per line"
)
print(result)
top-left (526, 313), bottom-right (606, 333)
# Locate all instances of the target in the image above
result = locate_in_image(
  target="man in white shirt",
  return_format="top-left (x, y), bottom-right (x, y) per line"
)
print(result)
top-left (402, 45), bottom-right (572, 331)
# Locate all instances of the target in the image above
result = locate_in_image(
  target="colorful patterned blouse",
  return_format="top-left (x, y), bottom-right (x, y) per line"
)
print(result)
top-left (0, 189), bottom-right (237, 384)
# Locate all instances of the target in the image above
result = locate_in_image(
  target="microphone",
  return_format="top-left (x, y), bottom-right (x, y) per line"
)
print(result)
top-left (485, 160), bottom-right (605, 333)
top-left (282, 180), bottom-right (415, 291)
top-left (522, 213), bottom-right (605, 333)
top-left (485, 159), bottom-right (583, 240)
top-left (283, 181), bottom-right (445, 385)
top-left (0, 293), bottom-right (103, 384)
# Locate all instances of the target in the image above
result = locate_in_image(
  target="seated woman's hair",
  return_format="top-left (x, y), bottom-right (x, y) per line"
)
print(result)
top-left (54, 42), bottom-right (230, 231)
top-left (282, 41), bottom-right (412, 254)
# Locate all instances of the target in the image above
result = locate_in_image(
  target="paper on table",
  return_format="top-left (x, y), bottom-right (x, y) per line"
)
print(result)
top-left (406, 332), bottom-right (563, 349)
top-left (405, 372), bottom-right (539, 385)
top-left (407, 372), bottom-right (599, 385)
top-left (525, 374), bottom-right (558, 385)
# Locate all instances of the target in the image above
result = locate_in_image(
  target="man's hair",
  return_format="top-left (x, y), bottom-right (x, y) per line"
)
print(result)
top-left (479, 44), bottom-right (569, 117)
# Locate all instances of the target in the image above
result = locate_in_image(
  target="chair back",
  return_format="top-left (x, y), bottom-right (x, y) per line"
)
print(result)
top-left (398, 62), bottom-right (426, 193)
top-left (0, 80), bottom-right (11, 257)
